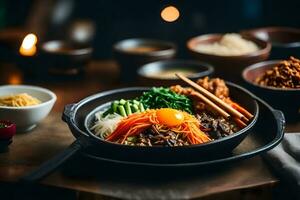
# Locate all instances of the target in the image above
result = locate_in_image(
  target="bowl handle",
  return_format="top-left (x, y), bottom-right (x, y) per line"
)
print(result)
top-left (62, 103), bottom-right (76, 123)
top-left (271, 109), bottom-right (286, 135)
top-left (252, 95), bottom-right (286, 133)
top-left (20, 139), bottom-right (83, 182)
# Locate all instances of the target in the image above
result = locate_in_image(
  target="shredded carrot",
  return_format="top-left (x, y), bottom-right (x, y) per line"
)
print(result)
top-left (106, 109), bottom-right (211, 145)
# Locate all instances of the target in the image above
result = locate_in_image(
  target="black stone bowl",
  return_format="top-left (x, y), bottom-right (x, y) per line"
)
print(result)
top-left (62, 84), bottom-right (259, 164)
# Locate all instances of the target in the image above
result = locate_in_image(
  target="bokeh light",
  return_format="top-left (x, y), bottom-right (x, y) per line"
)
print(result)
top-left (19, 33), bottom-right (38, 56)
top-left (161, 6), bottom-right (180, 22)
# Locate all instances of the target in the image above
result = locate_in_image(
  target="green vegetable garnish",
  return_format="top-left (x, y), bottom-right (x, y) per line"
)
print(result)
top-left (126, 136), bottom-right (137, 142)
top-left (125, 101), bottom-right (132, 115)
top-left (118, 105), bottom-right (127, 117)
top-left (132, 104), bottom-right (139, 112)
top-left (0, 123), bottom-right (7, 128)
top-left (103, 99), bottom-right (145, 117)
top-left (119, 99), bottom-right (126, 105)
top-left (138, 87), bottom-right (193, 114)
top-left (101, 87), bottom-right (193, 117)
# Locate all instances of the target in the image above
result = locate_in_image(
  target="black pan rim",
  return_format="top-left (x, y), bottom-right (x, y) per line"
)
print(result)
top-left (66, 82), bottom-right (259, 149)
top-left (80, 105), bottom-right (284, 167)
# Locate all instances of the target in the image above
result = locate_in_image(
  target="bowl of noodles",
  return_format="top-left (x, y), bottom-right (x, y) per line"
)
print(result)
top-left (0, 85), bottom-right (56, 132)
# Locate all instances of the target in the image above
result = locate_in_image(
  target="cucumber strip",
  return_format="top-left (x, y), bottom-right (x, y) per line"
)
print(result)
top-left (132, 104), bottom-right (139, 112)
top-left (112, 101), bottom-right (119, 112)
top-left (139, 103), bottom-right (145, 112)
top-left (119, 99), bottom-right (126, 105)
top-left (133, 100), bottom-right (140, 105)
top-left (125, 101), bottom-right (132, 115)
top-left (118, 105), bottom-right (127, 117)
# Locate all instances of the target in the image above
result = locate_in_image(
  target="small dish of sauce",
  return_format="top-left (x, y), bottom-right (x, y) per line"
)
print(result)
top-left (125, 46), bottom-right (165, 53)
top-left (146, 68), bottom-right (197, 79)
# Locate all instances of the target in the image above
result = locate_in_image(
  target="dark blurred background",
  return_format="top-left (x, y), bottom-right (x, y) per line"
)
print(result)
top-left (0, 2), bottom-right (299, 199)
top-left (2, 0), bottom-right (300, 59)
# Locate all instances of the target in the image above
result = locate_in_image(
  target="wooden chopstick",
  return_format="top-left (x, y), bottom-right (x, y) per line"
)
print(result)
top-left (175, 73), bottom-right (249, 122)
top-left (191, 91), bottom-right (230, 119)
top-left (231, 102), bottom-right (254, 119)
top-left (233, 117), bottom-right (247, 128)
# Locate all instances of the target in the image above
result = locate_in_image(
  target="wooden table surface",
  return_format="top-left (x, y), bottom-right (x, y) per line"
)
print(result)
top-left (0, 60), bottom-right (299, 199)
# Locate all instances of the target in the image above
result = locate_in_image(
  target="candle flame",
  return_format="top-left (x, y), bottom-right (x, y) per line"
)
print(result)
top-left (19, 33), bottom-right (38, 56)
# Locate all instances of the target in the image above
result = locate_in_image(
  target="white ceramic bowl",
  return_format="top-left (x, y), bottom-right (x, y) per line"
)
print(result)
top-left (0, 85), bottom-right (56, 132)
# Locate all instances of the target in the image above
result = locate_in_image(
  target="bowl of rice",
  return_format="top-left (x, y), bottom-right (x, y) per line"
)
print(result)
top-left (0, 85), bottom-right (56, 132)
top-left (187, 33), bottom-right (271, 81)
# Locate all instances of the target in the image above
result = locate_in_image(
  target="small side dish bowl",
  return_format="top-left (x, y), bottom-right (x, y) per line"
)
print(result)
top-left (0, 120), bottom-right (16, 139)
top-left (242, 60), bottom-right (300, 122)
top-left (187, 34), bottom-right (271, 81)
top-left (0, 85), bottom-right (56, 132)
top-left (40, 40), bottom-right (93, 74)
top-left (113, 38), bottom-right (177, 82)
top-left (0, 120), bottom-right (16, 152)
top-left (137, 59), bottom-right (214, 86)
top-left (241, 27), bottom-right (300, 59)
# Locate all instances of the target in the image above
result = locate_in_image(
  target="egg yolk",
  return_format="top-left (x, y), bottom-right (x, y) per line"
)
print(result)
top-left (156, 108), bottom-right (184, 127)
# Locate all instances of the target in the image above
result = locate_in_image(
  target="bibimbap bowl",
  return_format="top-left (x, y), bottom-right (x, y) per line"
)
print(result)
top-left (62, 83), bottom-right (259, 164)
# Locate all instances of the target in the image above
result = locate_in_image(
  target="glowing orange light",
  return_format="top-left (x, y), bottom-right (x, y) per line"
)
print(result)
top-left (19, 33), bottom-right (38, 56)
top-left (161, 6), bottom-right (180, 22)
top-left (8, 74), bottom-right (23, 85)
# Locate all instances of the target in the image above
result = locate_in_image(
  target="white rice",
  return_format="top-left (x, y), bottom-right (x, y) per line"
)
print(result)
top-left (195, 33), bottom-right (259, 56)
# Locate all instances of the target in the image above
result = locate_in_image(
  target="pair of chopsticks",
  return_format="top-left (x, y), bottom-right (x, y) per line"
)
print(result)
top-left (175, 73), bottom-right (253, 123)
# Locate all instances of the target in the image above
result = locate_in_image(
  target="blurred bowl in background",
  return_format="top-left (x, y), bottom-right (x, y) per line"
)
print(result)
top-left (187, 33), bottom-right (271, 82)
top-left (138, 59), bottom-right (214, 86)
top-left (68, 20), bottom-right (96, 45)
top-left (0, 85), bottom-right (56, 132)
top-left (113, 38), bottom-right (177, 82)
top-left (241, 27), bottom-right (300, 59)
top-left (40, 40), bottom-right (93, 75)
top-left (242, 60), bottom-right (300, 122)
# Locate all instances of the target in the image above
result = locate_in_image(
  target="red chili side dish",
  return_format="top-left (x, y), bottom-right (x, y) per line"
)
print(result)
top-left (0, 120), bottom-right (16, 139)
